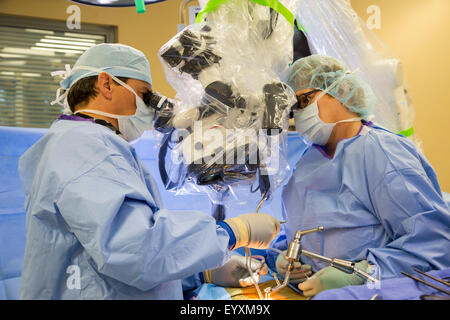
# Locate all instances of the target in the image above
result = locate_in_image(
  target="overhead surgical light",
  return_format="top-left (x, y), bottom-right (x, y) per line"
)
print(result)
top-left (70, 0), bottom-right (167, 13)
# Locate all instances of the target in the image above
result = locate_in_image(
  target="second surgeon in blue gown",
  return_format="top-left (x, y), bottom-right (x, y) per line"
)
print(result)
top-left (273, 55), bottom-right (450, 297)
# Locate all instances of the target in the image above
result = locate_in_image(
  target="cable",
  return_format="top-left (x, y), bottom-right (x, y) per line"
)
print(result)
top-left (245, 247), bottom-right (264, 300)
top-left (243, 192), bottom-right (270, 299)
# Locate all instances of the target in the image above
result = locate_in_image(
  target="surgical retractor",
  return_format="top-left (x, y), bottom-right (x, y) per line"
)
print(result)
top-left (300, 250), bottom-right (379, 283)
top-left (265, 226), bottom-right (380, 299)
top-left (264, 226), bottom-right (324, 299)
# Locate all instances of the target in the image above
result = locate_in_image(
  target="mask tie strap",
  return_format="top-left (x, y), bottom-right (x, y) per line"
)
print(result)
top-left (50, 64), bottom-right (73, 113)
top-left (73, 66), bottom-right (146, 107)
top-left (50, 64), bottom-right (72, 79)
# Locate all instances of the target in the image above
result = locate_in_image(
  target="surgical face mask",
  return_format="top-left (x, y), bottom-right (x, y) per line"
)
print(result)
top-left (294, 77), bottom-right (362, 146)
top-left (65, 67), bottom-right (154, 142)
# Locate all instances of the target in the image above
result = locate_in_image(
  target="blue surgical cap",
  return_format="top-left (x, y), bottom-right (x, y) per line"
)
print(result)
top-left (60, 43), bottom-right (152, 89)
top-left (287, 55), bottom-right (376, 118)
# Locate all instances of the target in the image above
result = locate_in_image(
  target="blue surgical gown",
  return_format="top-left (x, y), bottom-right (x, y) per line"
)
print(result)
top-left (18, 118), bottom-right (230, 299)
top-left (281, 122), bottom-right (450, 280)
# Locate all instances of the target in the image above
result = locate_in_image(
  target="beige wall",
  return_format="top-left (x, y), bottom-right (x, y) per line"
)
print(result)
top-left (351, 0), bottom-right (450, 191)
top-left (1, 0), bottom-right (449, 191)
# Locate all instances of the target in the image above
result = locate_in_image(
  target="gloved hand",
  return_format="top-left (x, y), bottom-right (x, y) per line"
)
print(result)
top-left (224, 213), bottom-right (280, 249)
top-left (298, 260), bottom-right (369, 297)
top-left (275, 250), bottom-right (312, 284)
top-left (203, 255), bottom-right (268, 288)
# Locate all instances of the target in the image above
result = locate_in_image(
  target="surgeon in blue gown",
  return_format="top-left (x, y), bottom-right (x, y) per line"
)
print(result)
top-left (18, 44), bottom-right (280, 299)
top-left (273, 55), bottom-right (450, 297)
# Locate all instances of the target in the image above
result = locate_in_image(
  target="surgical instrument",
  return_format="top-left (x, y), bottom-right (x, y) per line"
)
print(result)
top-left (300, 251), bottom-right (378, 283)
top-left (255, 190), bottom-right (269, 213)
top-left (401, 272), bottom-right (450, 295)
top-left (264, 226), bottom-right (324, 299)
top-left (265, 226), bottom-right (380, 299)
top-left (420, 294), bottom-right (450, 300)
top-left (293, 227), bottom-right (378, 283)
top-left (245, 247), bottom-right (264, 300)
top-left (413, 268), bottom-right (450, 288)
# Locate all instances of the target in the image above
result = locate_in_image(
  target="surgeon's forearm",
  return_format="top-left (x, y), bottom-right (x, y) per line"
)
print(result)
top-left (132, 209), bottom-right (230, 290)
top-left (82, 207), bottom-right (230, 292)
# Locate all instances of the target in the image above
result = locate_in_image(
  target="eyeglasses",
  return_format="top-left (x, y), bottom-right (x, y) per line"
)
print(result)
top-left (296, 89), bottom-right (321, 109)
